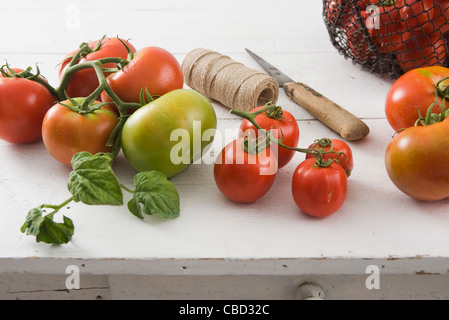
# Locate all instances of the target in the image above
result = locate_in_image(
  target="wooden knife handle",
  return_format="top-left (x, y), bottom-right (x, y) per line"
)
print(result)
top-left (284, 82), bottom-right (370, 141)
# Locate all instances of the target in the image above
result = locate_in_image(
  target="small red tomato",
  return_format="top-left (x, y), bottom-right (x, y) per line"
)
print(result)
top-left (239, 105), bottom-right (299, 169)
top-left (292, 158), bottom-right (348, 218)
top-left (306, 138), bottom-right (354, 177)
top-left (214, 137), bottom-right (278, 203)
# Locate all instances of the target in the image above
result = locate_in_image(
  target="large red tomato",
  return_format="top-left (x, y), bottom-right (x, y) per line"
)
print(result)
top-left (58, 37), bottom-right (136, 98)
top-left (0, 77), bottom-right (55, 143)
top-left (385, 120), bottom-right (449, 201)
top-left (100, 46), bottom-right (183, 106)
top-left (385, 66), bottom-right (449, 132)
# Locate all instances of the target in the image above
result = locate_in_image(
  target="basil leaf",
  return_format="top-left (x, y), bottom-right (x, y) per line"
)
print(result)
top-left (128, 171), bottom-right (180, 219)
top-left (68, 152), bottom-right (123, 206)
top-left (21, 208), bottom-right (74, 245)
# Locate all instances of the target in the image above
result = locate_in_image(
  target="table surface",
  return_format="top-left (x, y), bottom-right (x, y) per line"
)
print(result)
top-left (1, 0), bottom-right (448, 277)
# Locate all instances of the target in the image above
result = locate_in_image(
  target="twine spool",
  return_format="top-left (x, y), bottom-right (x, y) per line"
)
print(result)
top-left (182, 48), bottom-right (279, 111)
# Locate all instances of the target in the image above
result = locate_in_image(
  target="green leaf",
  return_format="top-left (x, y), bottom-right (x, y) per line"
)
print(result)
top-left (68, 152), bottom-right (123, 206)
top-left (128, 171), bottom-right (180, 219)
top-left (21, 208), bottom-right (74, 245)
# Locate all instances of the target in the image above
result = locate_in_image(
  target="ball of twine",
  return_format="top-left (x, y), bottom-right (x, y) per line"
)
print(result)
top-left (182, 48), bottom-right (279, 111)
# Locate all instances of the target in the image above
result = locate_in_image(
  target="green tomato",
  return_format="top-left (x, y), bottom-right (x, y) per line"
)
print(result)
top-left (121, 89), bottom-right (217, 178)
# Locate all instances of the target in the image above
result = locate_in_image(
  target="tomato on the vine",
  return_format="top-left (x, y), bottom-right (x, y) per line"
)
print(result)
top-left (214, 137), bottom-right (277, 203)
top-left (292, 158), bottom-right (347, 218)
top-left (385, 120), bottom-right (449, 201)
top-left (0, 77), bottom-right (55, 144)
top-left (239, 104), bottom-right (299, 169)
top-left (121, 89), bottom-right (217, 178)
top-left (100, 46), bottom-right (183, 107)
top-left (58, 37), bottom-right (136, 98)
top-left (305, 138), bottom-right (354, 177)
top-left (385, 66), bottom-right (449, 132)
top-left (42, 99), bottom-right (119, 166)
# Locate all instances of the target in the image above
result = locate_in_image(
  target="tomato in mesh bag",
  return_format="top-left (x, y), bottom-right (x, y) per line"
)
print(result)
top-left (323, 0), bottom-right (449, 78)
top-left (396, 31), bottom-right (447, 71)
top-left (346, 11), bottom-right (374, 61)
top-left (399, 0), bottom-right (436, 32)
top-left (367, 1), bottom-right (411, 53)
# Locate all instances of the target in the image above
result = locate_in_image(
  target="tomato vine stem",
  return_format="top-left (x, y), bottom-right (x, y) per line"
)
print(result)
top-left (230, 103), bottom-right (345, 168)
top-left (40, 197), bottom-right (74, 219)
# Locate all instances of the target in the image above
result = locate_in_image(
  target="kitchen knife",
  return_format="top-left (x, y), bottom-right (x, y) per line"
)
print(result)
top-left (245, 48), bottom-right (370, 141)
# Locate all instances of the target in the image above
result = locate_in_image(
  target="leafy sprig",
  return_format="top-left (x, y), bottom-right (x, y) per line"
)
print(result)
top-left (21, 152), bottom-right (180, 244)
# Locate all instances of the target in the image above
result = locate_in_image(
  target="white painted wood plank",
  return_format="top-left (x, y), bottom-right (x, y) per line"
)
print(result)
top-left (0, 0), bottom-right (333, 55)
top-left (0, 0), bottom-right (448, 285)
top-left (2, 118), bottom-right (449, 265)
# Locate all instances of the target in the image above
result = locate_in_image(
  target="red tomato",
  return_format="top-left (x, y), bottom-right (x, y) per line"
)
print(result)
top-left (100, 46), bottom-right (183, 107)
top-left (58, 37), bottom-right (136, 98)
top-left (305, 138), bottom-right (354, 177)
top-left (385, 66), bottom-right (449, 132)
top-left (214, 137), bottom-right (277, 203)
top-left (326, 0), bottom-right (369, 26)
top-left (399, 0), bottom-right (436, 31)
top-left (239, 105), bottom-right (299, 169)
top-left (385, 120), bottom-right (449, 201)
top-left (346, 11), bottom-right (374, 62)
top-left (368, 3), bottom-right (411, 53)
top-left (42, 99), bottom-right (119, 166)
top-left (419, 1), bottom-right (449, 35)
top-left (396, 31), bottom-right (447, 72)
top-left (292, 158), bottom-right (347, 218)
top-left (0, 77), bottom-right (55, 143)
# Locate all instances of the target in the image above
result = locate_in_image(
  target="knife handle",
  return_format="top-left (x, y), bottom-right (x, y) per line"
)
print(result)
top-left (284, 82), bottom-right (370, 141)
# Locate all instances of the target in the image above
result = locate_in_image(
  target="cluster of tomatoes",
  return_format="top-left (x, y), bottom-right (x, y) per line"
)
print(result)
top-left (384, 66), bottom-right (449, 201)
top-left (0, 36), bottom-right (218, 179)
top-left (327, 0), bottom-right (449, 73)
top-left (0, 35), bottom-right (357, 220)
top-left (213, 103), bottom-right (354, 218)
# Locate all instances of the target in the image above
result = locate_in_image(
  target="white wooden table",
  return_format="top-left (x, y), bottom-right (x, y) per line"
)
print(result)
top-left (1, 0), bottom-right (449, 300)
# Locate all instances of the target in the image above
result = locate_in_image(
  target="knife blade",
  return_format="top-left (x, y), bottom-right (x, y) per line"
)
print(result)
top-left (245, 48), bottom-right (369, 141)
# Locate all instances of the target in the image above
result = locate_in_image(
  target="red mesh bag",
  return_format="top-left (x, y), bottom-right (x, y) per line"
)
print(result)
top-left (323, 0), bottom-right (449, 79)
